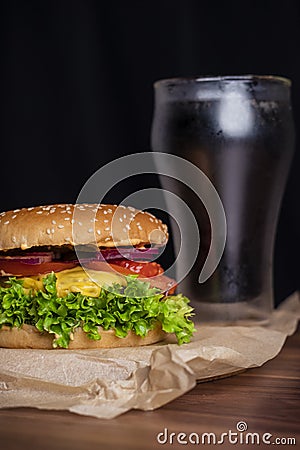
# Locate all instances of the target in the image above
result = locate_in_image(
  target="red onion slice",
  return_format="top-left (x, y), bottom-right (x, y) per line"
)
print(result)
top-left (73, 247), bottom-right (162, 265)
top-left (0, 252), bottom-right (54, 265)
top-left (96, 247), bottom-right (161, 261)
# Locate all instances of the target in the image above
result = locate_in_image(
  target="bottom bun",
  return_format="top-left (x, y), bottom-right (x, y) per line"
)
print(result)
top-left (0, 324), bottom-right (167, 349)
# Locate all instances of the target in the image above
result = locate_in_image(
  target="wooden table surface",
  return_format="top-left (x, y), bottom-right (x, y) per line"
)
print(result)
top-left (0, 327), bottom-right (299, 450)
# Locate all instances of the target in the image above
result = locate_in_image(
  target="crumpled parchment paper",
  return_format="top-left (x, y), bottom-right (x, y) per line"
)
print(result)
top-left (0, 292), bottom-right (299, 419)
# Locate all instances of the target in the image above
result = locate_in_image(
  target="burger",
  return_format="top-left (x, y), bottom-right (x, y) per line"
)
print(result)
top-left (0, 204), bottom-right (195, 349)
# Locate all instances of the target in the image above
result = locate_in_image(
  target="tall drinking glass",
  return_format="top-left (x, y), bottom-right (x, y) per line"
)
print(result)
top-left (151, 76), bottom-right (295, 323)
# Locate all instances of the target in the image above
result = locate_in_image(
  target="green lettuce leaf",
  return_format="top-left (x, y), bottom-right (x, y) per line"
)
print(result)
top-left (0, 273), bottom-right (196, 348)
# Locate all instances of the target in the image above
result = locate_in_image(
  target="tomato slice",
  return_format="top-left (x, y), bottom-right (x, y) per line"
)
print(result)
top-left (111, 260), bottom-right (164, 277)
top-left (84, 260), bottom-right (176, 294)
top-left (0, 258), bottom-right (177, 294)
top-left (85, 259), bottom-right (164, 277)
top-left (0, 260), bottom-right (78, 276)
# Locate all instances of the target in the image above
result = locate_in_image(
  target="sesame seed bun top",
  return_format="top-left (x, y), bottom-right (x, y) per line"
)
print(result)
top-left (0, 204), bottom-right (169, 251)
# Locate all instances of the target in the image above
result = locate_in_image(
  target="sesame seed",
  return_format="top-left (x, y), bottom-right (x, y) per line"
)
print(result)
top-left (12, 215), bottom-right (17, 219)
top-left (104, 211), bottom-right (108, 215)
top-left (105, 237), bottom-right (110, 241)
top-left (107, 209), bottom-right (112, 213)
top-left (11, 236), bottom-right (17, 243)
top-left (138, 225), bottom-right (143, 231)
top-left (149, 217), bottom-right (154, 222)
top-left (78, 221), bottom-right (82, 226)
top-left (88, 228), bottom-right (93, 233)
top-left (65, 237), bottom-right (71, 242)
top-left (13, 209), bottom-right (20, 213)
top-left (123, 214), bottom-right (127, 219)
top-left (58, 224), bottom-right (64, 229)
top-left (51, 228), bottom-right (55, 233)
top-left (64, 217), bottom-right (70, 221)
top-left (46, 228), bottom-right (51, 235)
top-left (50, 209), bottom-right (56, 214)
top-left (96, 230), bottom-right (101, 235)
top-left (71, 219), bottom-right (75, 224)
top-left (105, 227), bottom-right (110, 231)
top-left (4, 221), bottom-right (9, 225)
top-left (36, 211), bottom-right (43, 214)
top-left (60, 211), bottom-right (66, 214)
top-left (119, 218), bottom-right (123, 222)
top-left (125, 224), bottom-right (130, 230)
top-left (52, 220), bottom-right (56, 225)
top-left (27, 207), bottom-right (34, 211)
top-left (104, 219), bottom-right (109, 223)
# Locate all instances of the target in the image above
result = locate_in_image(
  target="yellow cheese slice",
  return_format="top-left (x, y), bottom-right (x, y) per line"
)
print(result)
top-left (21, 266), bottom-right (126, 297)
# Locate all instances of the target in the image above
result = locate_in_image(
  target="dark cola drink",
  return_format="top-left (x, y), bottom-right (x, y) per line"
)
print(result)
top-left (151, 76), bottom-right (295, 323)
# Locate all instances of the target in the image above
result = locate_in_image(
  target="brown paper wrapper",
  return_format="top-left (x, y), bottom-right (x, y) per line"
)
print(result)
top-left (0, 292), bottom-right (299, 419)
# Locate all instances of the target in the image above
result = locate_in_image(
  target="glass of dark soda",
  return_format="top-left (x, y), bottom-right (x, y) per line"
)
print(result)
top-left (151, 75), bottom-right (295, 323)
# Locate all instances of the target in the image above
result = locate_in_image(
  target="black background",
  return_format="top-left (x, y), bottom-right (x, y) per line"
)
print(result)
top-left (1, 0), bottom-right (299, 304)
